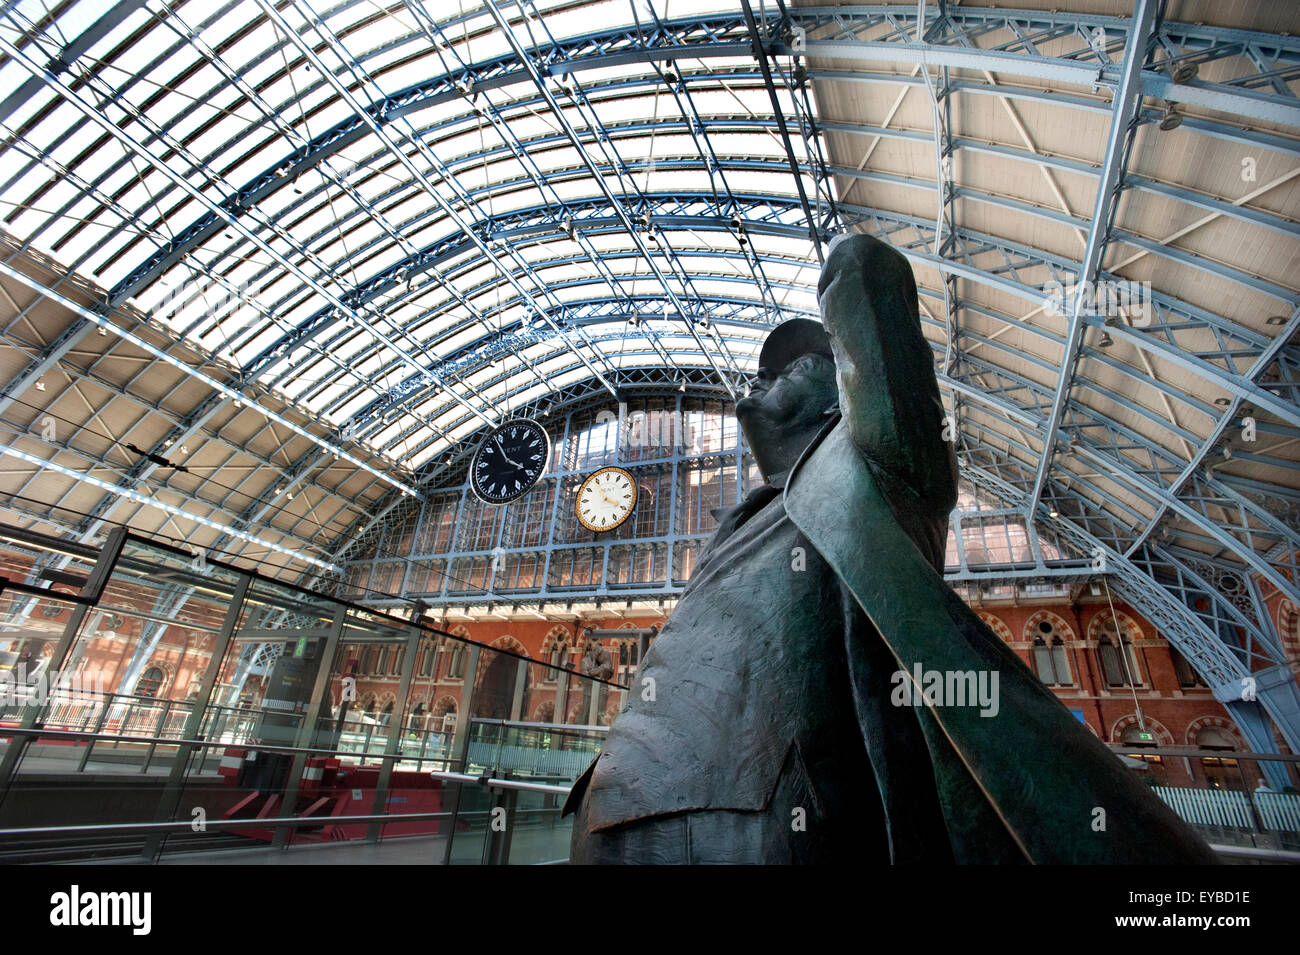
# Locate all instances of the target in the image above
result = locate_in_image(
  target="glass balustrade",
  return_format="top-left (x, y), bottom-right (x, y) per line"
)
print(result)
top-left (0, 523), bottom-right (624, 863)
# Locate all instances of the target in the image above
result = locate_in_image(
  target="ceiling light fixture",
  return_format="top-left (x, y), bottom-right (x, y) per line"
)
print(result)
top-left (1266, 315), bottom-right (1286, 326)
top-left (1158, 100), bottom-right (1183, 131)
top-left (1167, 60), bottom-right (1199, 85)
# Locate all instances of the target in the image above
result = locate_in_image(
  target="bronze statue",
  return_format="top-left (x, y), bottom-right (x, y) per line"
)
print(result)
top-left (578, 631), bottom-right (614, 682)
top-left (563, 234), bottom-right (1217, 864)
top-left (577, 630), bottom-right (614, 725)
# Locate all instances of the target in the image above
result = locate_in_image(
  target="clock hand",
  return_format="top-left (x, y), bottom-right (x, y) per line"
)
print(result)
top-left (495, 436), bottom-right (524, 470)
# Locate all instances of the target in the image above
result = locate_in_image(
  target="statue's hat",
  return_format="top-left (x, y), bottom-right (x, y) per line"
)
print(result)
top-left (758, 318), bottom-right (833, 376)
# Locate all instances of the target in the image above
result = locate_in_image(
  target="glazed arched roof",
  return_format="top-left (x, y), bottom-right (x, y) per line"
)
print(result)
top-left (0, 1), bottom-right (1297, 734)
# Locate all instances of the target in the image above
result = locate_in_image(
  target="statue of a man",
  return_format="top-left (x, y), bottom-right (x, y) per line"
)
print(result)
top-left (579, 631), bottom-right (614, 682)
top-left (563, 234), bottom-right (1216, 865)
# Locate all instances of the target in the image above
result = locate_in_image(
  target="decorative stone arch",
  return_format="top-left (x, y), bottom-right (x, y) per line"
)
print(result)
top-left (434, 626), bottom-right (472, 682)
top-left (1087, 608), bottom-right (1146, 643)
top-left (540, 625), bottom-right (570, 652)
top-left (476, 634), bottom-right (528, 683)
top-left (1023, 609), bottom-right (1076, 644)
top-left (609, 623), bottom-right (644, 672)
top-left (1278, 600), bottom-right (1300, 670)
top-left (539, 625), bottom-right (572, 678)
top-left (1110, 714), bottom-right (1174, 746)
top-left (532, 700), bottom-right (556, 722)
top-left (134, 659), bottom-right (176, 698)
top-left (567, 701), bottom-right (585, 723)
top-left (1022, 610), bottom-right (1077, 686)
top-left (431, 694), bottom-right (459, 734)
top-left (976, 612), bottom-right (1014, 646)
top-left (490, 634), bottom-right (527, 653)
top-left (406, 695), bottom-right (431, 730)
top-left (603, 698), bottom-right (622, 725)
top-left (443, 625), bottom-right (472, 658)
top-left (1090, 608), bottom-right (1148, 686)
top-left (1185, 715), bottom-right (1245, 749)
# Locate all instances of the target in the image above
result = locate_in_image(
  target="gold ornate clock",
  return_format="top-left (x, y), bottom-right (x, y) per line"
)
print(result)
top-left (576, 466), bottom-right (638, 532)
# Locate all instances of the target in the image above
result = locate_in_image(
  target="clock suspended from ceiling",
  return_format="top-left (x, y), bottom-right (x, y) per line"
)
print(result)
top-left (469, 418), bottom-right (551, 505)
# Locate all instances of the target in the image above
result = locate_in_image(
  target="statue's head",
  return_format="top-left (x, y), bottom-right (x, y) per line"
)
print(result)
top-left (736, 318), bottom-right (839, 464)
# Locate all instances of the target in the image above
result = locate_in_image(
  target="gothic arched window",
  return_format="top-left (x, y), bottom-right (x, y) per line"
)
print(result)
top-left (1098, 619), bottom-right (1143, 687)
top-left (1032, 619), bottom-right (1073, 686)
top-left (135, 666), bottom-right (165, 698)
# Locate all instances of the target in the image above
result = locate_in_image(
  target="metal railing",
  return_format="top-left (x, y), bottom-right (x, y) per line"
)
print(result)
top-left (0, 720), bottom-right (581, 864)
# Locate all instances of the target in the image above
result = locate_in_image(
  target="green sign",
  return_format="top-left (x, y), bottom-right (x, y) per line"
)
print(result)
top-left (1138, 732), bottom-right (1153, 741)
top-left (294, 637), bottom-right (307, 658)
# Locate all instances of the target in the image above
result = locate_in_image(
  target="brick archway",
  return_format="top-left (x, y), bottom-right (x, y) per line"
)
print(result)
top-left (1185, 715), bottom-right (1244, 749)
top-left (532, 700), bottom-right (556, 722)
top-left (1278, 600), bottom-right (1300, 671)
top-left (1088, 608), bottom-right (1144, 642)
top-left (976, 612), bottom-right (1013, 646)
top-left (1110, 713), bottom-right (1173, 745)
top-left (1023, 609), bottom-right (1076, 643)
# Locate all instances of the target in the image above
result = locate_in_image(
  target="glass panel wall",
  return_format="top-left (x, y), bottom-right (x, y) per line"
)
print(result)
top-left (0, 526), bottom-right (625, 863)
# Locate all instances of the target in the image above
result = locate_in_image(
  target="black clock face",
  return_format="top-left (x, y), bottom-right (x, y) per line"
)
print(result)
top-left (470, 419), bottom-right (550, 505)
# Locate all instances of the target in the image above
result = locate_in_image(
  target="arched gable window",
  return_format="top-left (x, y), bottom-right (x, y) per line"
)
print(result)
top-left (445, 642), bottom-right (467, 680)
top-left (1031, 619), bottom-right (1073, 686)
top-left (418, 642), bottom-right (437, 677)
top-left (409, 702), bottom-right (426, 731)
top-left (1169, 646), bottom-right (1206, 688)
top-left (135, 666), bottom-right (165, 698)
top-left (1097, 618), bottom-right (1144, 687)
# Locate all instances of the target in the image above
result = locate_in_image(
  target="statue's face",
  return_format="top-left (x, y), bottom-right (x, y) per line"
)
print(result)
top-left (736, 352), bottom-right (838, 437)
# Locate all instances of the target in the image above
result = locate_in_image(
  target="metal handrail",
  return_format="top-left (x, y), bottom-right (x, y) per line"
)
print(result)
top-left (0, 773), bottom-right (571, 842)
top-left (429, 770), bottom-right (572, 795)
top-left (0, 791), bottom-right (571, 841)
top-left (1208, 843), bottom-right (1300, 863)
top-left (0, 724), bottom-right (456, 765)
top-left (469, 717), bottom-right (609, 733)
top-left (0, 811), bottom-right (454, 840)
top-left (1110, 744), bottom-right (1300, 763)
